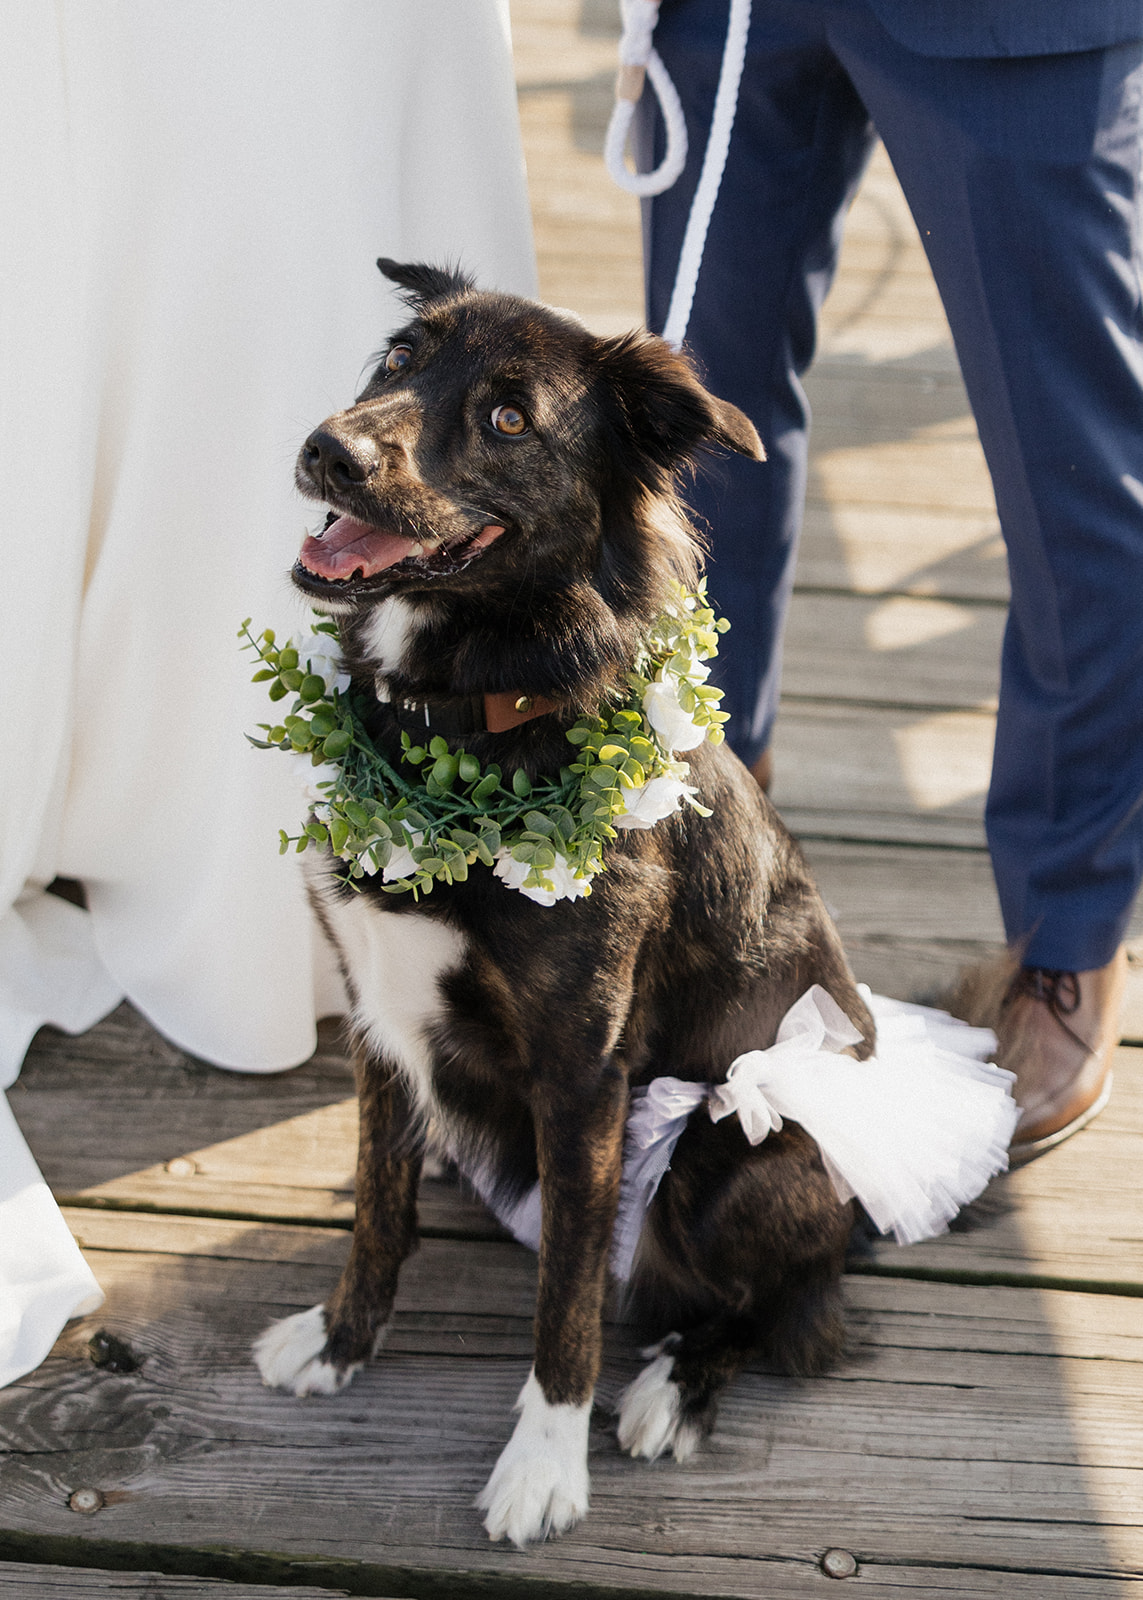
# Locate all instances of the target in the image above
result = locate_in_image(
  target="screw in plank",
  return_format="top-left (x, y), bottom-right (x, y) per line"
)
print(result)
top-left (821, 1548), bottom-right (858, 1579)
top-left (165, 1156), bottom-right (197, 1177)
top-left (68, 1488), bottom-right (104, 1515)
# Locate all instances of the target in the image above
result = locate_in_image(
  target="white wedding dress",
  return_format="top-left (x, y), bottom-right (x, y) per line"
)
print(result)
top-left (0, 0), bottom-right (537, 1385)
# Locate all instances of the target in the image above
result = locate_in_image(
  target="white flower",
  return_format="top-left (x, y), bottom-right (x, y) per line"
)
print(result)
top-left (381, 829), bottom-right (425, 883)
top-left (290, 632), bottom-right (351, 695)
top-left (493, 848), bottom-right (591, 906)
top-left (613, 775), bottom-right (698, 829)
top-left (642, 679), bottom-right (706, 751)
top-left (291, 755), bottom-right (341, 802)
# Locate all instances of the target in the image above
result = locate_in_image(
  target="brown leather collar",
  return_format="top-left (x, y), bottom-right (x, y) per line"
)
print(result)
top-left (393, 691), bottom-right (557, 739)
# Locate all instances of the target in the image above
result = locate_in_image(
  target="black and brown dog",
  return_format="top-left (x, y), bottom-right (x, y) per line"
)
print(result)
top-left (254, 261), bottom-right (875, 1546)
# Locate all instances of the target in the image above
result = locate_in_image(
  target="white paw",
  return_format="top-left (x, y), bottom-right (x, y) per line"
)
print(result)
top-left (252, 1304), bottom-right (361, 1397)
top-left (476, 1369), bottom-right (591, 1546)
top-left (617, 1349), bottom-right (700, 1462)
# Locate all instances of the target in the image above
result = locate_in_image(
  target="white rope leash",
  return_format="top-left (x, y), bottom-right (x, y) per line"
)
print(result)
top-left (604, 0), bottom-right (753, 350)
top-left (604, 0), bottom-right (688, 197)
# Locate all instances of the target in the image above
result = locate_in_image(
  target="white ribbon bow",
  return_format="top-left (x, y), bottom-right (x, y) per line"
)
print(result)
top-left (709, 986), bottom-right (862, 1143)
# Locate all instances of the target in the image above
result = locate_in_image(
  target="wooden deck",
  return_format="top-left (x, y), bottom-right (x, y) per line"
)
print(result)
top-left (4, 3), bottom-right (1142, 1595)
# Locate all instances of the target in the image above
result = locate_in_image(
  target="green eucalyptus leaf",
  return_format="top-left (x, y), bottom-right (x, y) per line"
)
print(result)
top-left (431, 754), bottom-right (459, 789)
top-left (472, 772), bottom-right (501, 805)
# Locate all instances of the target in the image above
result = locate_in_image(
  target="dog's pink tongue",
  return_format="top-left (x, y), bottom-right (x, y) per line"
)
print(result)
top-left (299, 516), bottom-right (415, 580)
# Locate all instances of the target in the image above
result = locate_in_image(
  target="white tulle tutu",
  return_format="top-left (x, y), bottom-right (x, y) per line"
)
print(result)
top-left (465, 985), bottom-right (1018, 1281)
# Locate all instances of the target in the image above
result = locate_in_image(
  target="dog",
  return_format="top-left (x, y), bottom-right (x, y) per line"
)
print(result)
top-left (252, 260), bottom-right (876, 1547)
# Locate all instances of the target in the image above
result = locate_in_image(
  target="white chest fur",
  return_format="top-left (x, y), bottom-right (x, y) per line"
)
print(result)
top-left (319, 885), bottom-right (467, 1123)
top-left (362, 595), bottom-right (418, 697)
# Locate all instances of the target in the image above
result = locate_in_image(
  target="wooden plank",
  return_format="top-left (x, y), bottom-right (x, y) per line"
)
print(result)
top-left (0, 1566), bottom-right (352, 1598)
top-left (805, 362), bottom-right (978, 443)
top-left (794, 503), bottom-right (1008, 602)
top-left (798, 842), bottom-right (1143, 1036)
top-left (779, 591), bottom-right (1002, 709)
top-left (15, 999), bottom-right (1142, 1289)
top-left (54, 997), bottom-right (1141, 1299)
top-left (14, 1008), bottom-right (499, 1238)
top-left (50, 1048), bottom-right (1141, 1301)
top-left (810, 432), bottom-right (996, 513)
top-left (769, 702), bottom-right (994, 847)
top-left (3, 1226), bottom-right (1141, 1595)
top-left (511, 0), bottom-right (644, 334)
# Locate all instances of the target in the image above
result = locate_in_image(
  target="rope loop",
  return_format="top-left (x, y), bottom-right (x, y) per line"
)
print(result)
top-left (604, 1), bottom-right (688, 197)
top-left (603, 0), bottom-right (753, 349)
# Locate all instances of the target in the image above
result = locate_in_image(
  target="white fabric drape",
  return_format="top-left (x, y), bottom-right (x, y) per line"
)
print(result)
top-left (0, 0), bottom-right (536, 1385)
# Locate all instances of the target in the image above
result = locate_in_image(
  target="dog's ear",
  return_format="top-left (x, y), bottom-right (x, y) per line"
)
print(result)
top-left (377, 259), bottom-right (475, 308)
top-left (592, 332), bottom-right (764, 469)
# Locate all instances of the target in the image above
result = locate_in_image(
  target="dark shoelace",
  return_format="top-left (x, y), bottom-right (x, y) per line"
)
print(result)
top-left (1002, 966), bottom-right (1091, 1053)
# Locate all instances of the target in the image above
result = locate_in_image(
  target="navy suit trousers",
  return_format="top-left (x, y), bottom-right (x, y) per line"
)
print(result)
top-left (638, 0), bottom-right (1143, 970)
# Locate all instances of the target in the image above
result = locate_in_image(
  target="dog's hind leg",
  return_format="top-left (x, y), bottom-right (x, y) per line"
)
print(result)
top-left (618, 1115), bottom-right (852, 1460)
top-left (254, 1055), bottom-right (421, 1396)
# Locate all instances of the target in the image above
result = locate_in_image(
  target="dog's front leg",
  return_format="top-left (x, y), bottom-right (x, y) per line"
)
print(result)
top-left (478, 1061), bottom-right (627, 1546)
top-left (254, 1053), bottom-right (421, 1395)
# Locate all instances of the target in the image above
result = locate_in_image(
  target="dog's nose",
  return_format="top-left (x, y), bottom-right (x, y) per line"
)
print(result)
top-left (299, 428), bottom-right (381, 496)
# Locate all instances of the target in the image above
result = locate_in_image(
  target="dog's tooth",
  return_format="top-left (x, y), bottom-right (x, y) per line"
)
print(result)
top-left (409, 543), bottom-right (425, 557)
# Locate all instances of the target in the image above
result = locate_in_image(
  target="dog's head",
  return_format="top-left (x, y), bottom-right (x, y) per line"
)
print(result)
top-left (295, 259), bottom-right (761, 601)
top-left (293, 263), bottom-right (762, 702)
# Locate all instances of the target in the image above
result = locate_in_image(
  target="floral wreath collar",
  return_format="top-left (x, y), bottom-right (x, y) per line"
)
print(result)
top-left (240, 580), bottom-right (729, 906)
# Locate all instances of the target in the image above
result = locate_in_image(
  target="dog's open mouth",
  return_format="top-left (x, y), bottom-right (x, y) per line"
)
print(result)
top-left (296, 512), bottom-right (506, 587)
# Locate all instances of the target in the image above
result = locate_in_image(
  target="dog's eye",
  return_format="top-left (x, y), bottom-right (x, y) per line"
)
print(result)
top-left (385, 344), bottom-right (413, 374)
top-left (490, 404), bottom-right (528, 436)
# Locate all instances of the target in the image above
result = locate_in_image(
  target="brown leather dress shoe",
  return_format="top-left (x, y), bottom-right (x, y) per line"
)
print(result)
top-left (1000, 948), bottom-right (1127, 1165)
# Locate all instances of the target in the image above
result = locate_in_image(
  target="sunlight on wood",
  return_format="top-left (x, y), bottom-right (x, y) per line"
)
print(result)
top-left (812, 437), bottom-right (997, 511)
top-left (798, 506), bottom-right (1007, 598)
top-left (863, 594), bottom-right (975, 653)
top-left (77, 1099), bottom-right (358, 1202)
top-left (890, 710), bottom-right (994, 811)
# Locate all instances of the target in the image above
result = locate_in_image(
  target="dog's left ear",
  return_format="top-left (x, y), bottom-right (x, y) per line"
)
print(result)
top-left (377, 258), bottom-right (475, 308)
top-left (593, 332), bottom-right (764, 468)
